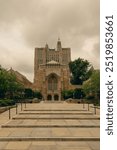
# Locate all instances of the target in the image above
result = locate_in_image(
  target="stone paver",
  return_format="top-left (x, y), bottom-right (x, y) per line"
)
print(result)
top-left (0, 127), bottom-right (99, 138)
top-left (0, 141), bottom-right (100, 150)
top-left (0, 102), bottom-right (100, 149)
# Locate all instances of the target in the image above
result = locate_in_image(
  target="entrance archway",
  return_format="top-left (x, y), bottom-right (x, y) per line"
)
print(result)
top-left (48, 74), bottom-right (58, 91)
top-left (47, 95), bottom-right (52, 101)
top-left (54, 94), bottom-right (59, 101)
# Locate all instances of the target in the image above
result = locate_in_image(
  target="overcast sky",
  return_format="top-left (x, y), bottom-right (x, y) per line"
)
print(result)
top-left (0, 0), bottom-right (99, 82)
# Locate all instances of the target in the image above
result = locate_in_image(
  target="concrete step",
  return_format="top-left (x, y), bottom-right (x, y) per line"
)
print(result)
top-left (4, 119), bottom-right (100, 127)
top-left (0, 103), bottom-right (100, 150)
top-left (0, 137), bottom-right (100, 142)
top-left (0, 141), bottom-right (100, 150)
top-left (19, 112), bottom-right (93, 115)
top-left (0, 127), bottom-right (100, 138)
top-left (1, 125), bottom-right (100, 128)
top-left (12, 116), bottom-right (100, 120)
top-left (24, 109), bottom-right (88, 111)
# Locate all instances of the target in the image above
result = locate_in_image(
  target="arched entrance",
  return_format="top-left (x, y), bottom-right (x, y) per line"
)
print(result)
top-left (54, 94), bottom-right (59, 101)
top-left (47, 95), bottom-right (52, 101)
top-left (48, 74), bottom-right (58, 91)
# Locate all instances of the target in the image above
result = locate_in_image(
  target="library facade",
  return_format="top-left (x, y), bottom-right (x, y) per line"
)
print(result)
top-left (33, 39), bottom-right (74, 101)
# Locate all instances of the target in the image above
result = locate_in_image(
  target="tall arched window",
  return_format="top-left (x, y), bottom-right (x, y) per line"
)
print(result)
top-left (48, 75), bottom-right (58, 90)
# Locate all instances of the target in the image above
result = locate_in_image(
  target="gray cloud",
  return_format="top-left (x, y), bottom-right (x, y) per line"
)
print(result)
top-left (0, 0), bottom-right (99, 81)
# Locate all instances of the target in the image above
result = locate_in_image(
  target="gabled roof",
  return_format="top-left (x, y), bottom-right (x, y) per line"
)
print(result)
top-left (8, 68), bottom-right (32, 88)
top-left (47, 60), bottom-right (60, 64)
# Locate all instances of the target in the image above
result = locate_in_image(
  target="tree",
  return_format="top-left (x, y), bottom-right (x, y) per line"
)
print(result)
top-left (69, 58), bottom-right (93, 85)
top-left (82, 70), bottom-right (100, 105)
top-left (0, 66), bottom-right (8, 98)
top-left (0, 66), bottom-right (24, 99)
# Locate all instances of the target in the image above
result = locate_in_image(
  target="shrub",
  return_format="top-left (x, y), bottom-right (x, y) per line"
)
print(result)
top-left (0, 99), bottom-right (15, 107)
top-left (62, 90), bottom-right (74, 100)
top-left (73, 88), bottom-right (85, 99)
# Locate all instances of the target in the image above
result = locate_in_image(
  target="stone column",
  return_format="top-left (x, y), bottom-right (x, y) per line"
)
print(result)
top-left (52, 94), bottom-right (54, 101)
top-left (59, 93), bottom-right (61, 101)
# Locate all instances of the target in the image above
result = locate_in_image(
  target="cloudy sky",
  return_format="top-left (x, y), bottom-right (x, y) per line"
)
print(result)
top-left (0, 0), bottom-right (99, 82)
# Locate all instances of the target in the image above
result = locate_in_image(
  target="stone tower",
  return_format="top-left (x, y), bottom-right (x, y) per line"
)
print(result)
top-left (33, 39), bottom-right (71, 101)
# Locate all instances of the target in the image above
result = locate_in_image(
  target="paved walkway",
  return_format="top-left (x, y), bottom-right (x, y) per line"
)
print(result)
top-left (0, 102), bottom-right (100, 150)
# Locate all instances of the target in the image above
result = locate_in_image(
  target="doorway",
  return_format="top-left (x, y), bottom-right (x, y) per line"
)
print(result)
top-left (47, 95), bottom-right (52, 101)
top-left (54, 94), bottom-right (59, 101)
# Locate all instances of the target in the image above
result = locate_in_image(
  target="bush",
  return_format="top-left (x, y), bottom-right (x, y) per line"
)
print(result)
top-left (62, 90), bottom-right (74, 100)
top-left (85, 95), bottom-right (100, 106)
top-left (0, 99), bottom-right (15, 107)
top-left (73, 88), bottom-right (85, 99)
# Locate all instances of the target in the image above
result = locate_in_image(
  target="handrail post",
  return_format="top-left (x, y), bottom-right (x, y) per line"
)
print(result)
top-left (25, 100), bottom-right (26, 108)
top-left (21, 101), bottom-right (22, 111)
top-left (16, 103), bottom-right (18, 114)
top-left (83, 100), bottom-right (85, 109)
top-left (94, 107), bottom-right (96, 114)
top-left (88, 103), bottom-right (89, 111)
top-left (9, 107), bottom-right (11, 119)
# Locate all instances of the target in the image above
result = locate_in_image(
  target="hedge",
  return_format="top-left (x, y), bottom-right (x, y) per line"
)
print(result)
top-left (0, 99), bottom-right (15, 107)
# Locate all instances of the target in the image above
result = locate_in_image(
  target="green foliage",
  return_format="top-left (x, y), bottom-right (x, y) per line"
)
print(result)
top-left (69, 58), bottom-right (93, 85)
top-left (0, 99), bottom-right (15, 107)
top-left (24, 88), bottom-right (34, 98)
top-left (24, 88), bottom-right (42, 99)
top-left (0, 66), bottom-right (24, 99)
top-left (62, 88), bottom-right (85, 100)
top-left (82, 70), bottom-right (100, 105)
top-left (73, 88), bottom-right (85, 99)
top-left (62, 90), bottom-right (74, 99)
top-left (33, 91), bottom-right (42, 99)
top-left (0, 66), bottom-right (42, 101)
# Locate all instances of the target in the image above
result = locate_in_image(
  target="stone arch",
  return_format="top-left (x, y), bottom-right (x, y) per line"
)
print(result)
top-left (54, 94), bottom-right (59, 101)
top-left (47, 95), bottom-right (52, 100)
top-left (48, 74), bottom-right (58, 91)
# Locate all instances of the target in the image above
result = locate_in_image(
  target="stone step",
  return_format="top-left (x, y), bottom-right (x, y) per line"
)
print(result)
top-left (0, 141), bottom-right (100, 150)
top-left (0, 103), bottom-right (100, 150)
top-left (19, 112), bottom-right (93, 115)
top-left (12, 116), bottom-right (100, 120)
top-left (0, 127), bottom-right (99, 138)
top-left (0, 137), bottom-right (100, 142)
top-left (24, 109), bottom-right (88, 111)
top-left (1, 125), bottom-right (100, 128)
top-left (42, 101), bottom-right (63, 103)
top-left (4, 119), bottom-right (100, 127)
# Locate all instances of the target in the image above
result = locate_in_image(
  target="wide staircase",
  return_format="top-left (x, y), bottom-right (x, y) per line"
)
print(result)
top-left (0, 102), bottom-right (100, 150)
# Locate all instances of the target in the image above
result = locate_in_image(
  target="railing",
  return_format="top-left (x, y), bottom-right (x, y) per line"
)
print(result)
top-left (0, 100), bottom-right (100, 120)
top-left (81, 100), bottom-right (100, 115)
top-left (82, 102), bottom-right (100, 115)
top-left (3, 99), bottom-right (40, 119)
top-left (8, 102), bottom-right (26, 119)
top-left (0, 100), bottom-right (28, 119)
top-left (90, 105), bottom-right (100, 115)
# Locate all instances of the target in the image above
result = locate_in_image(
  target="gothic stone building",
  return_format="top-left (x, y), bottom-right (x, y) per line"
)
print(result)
top-left (33, 39), bottom-right (71, 101)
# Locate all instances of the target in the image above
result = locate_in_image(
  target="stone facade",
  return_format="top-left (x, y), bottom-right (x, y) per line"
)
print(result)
top-left (33, 39), bottom-right (71, 101)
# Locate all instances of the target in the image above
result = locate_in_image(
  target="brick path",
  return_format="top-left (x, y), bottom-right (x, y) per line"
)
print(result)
top-left (0, 102), bottom-right (100, 150)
